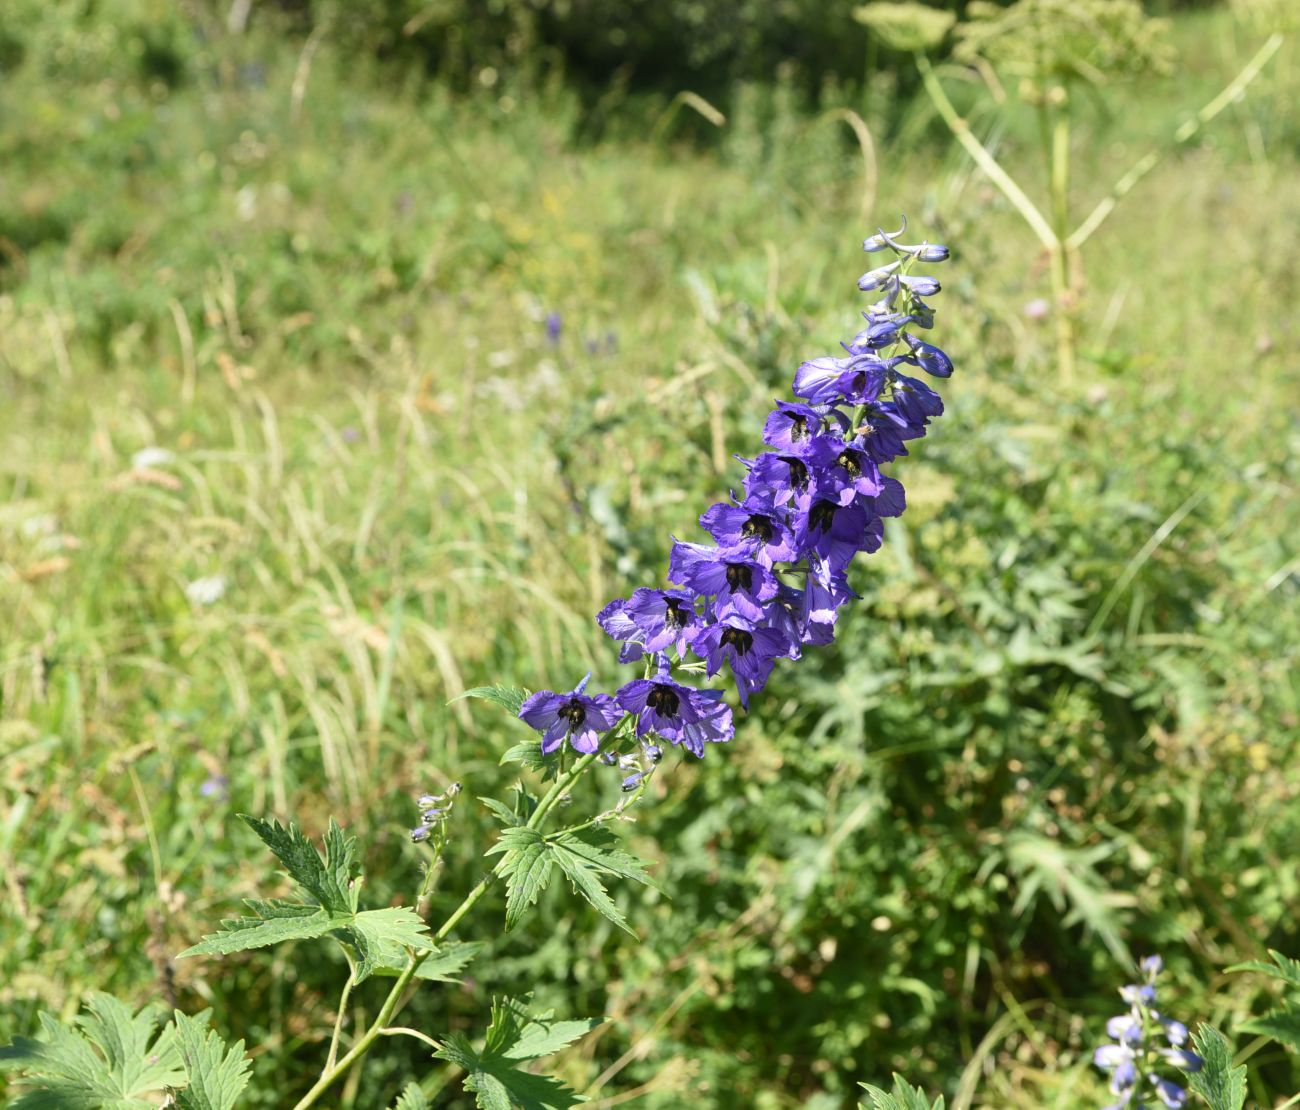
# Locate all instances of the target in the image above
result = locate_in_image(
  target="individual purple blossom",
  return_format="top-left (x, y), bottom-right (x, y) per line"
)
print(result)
top-left (761, 401), bottom-right (837, 456)
top-left (668, 541), bottom-right (779, 621)
top-left (799, 558), bottom-right (859, 642)
top-left (518, 673), bottom-right (622, 755)
top-left (200, 774), bottom-right (230, 800)
top-left (740, 437), bottom-right (839, 510)
top-left (797, 499), bottom-right (882, 571)
top-left (903, 332), bottom-right (953, 377)
top-left (692, 616), bottom-right (792, 710)
top-left (889, 372), bottom-right (944, 428)
top-left (616, 661), bottom-right (734, 756)
top-left (851, 404), bottom-right (913, 464)
top-left (793, 354), bottom-right (898, 405)
top-left (595, 598), bottom-right (648, 663)
top-left (624, 587), bottom-right (703, 654)
top-left (699, 494), bottom-right (797, 565)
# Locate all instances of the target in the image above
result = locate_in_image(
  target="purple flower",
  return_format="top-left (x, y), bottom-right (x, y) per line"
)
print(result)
top-left (693, 617), bottom-right (791, 710)
top-left (793, 355), bottom-right (895, 406)
top-left (761, 401), bottom-right (836, 456)
top-left (903, 332), bottom-right (953, 378)
top-left (889, 373), bottom-right (944, 428)
top-left (800, 558), bottom-right (858, 640)
top-left (200, 774), bottom-right (229, 800)
top-left (616, 663), bottom-right (734, 756)
top-left (595, 598), bottom-right (648, 663)
top-left (518, 674), bottom-right (622, 755)
top-left (668, 542), bottom-right (779, 621)
top-left (741, 438), bottom-right (839, 510)
top-left (545, 312), bottom-right (562, 345)
top-left (621, 587), bottom-right (704, 655)
top-left (699, 495), bottom-right (797, 565)
top-left (797, 499), bottom-right (882, 570)
top-left (851, 404), bottom-right (913, 464)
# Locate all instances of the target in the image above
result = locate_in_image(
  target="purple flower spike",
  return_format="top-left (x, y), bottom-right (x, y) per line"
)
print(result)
top-left (668, 541), bottom-right (779, 621)
top-left (798, 499), bottom-right (882, 571)
top-left (616, 662), bottom-right (734, 757)
top-left (699, 495), bottom-right (797, 566)
top-left (518, 674), bottom-right (622, 755)
top-left (693, 617), bottom-right (791, 710)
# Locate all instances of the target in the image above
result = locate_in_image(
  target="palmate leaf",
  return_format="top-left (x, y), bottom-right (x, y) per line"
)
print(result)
top-left (859, 1073), bottom-right (946, 1110)
top-left (434, 998), bottom-right (596, 1110)
top-left (179, 820), bottom-right (434, 981)
top-left (370, 940), bottom-right (486, 984)
top-left (391, 1082), bottom-right (431, 1110)
top-left (1239, 1007), bottom-right (1300, 1052)
top-left (171, 1012), bottom-right (251, 1110)
top-left (0, 993), bottom-right (185, 1108)
top-left (1185, 1025), bottom-right (1247, 1110)
top-left (1227, 949), bottom-right (1300, 989)
top-left (239, 815), bottom-right (358, 914)
top-left (488, 828), bottom-right (556, 931)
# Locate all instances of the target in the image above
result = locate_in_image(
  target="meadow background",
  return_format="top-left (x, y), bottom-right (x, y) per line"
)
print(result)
top-left (1, 0), bottom-right (1298, 1106)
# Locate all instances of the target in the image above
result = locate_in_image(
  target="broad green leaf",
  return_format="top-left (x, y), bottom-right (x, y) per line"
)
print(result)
top-left (481, 796), bottom-right (525, 827)
top-left (1185, 1025), bottom-right (1246, 1110)
top-left (1227, 949), bottom-right (1300, 988)
top-left (500, 739), bottom-right (555, 771)
top-left (372, 941), bottom-right (485, 983)
top-left (488, 828), bottom-right (556, 930)
top-left (0, 993), bottom-right (185, 1108)
top-left (550, 844), bottom-right (633, 935)
top-left (239, 815), bottom-right (357, 914)
top-left (178, 906), bottom-right (340, 958)
top-left (435, 998), bottom-right (592, 1110)
top-left (553, 827), bottom-right (660, 891)
top-left (456, 685), bottom-right (529, 716)
top-left (391, 1082), bottom-right (431, 1110)
top-left (345, 906), bottom-right (437, 982)
top-left (1239, 1007), bottom-right (1300, 1052)
top-left (859, 1074), bottom-right (946, 1110)
top-left (171, 1012), bottom-right (251, 1110)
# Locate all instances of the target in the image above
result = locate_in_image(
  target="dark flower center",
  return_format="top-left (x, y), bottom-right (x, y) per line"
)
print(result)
top-left (837, 449), bottom-right (863, 478)
top-left (741, 514), bottom-right (774, 542)
top-left (782, 457), bottom-right (809, 490)
top-left (560, 698), bottom-right (586, 728)
top-left (645, 683), bottom-right (680, 718)
top-left (789, 414), bottom-right (810, 442)
top-left (808, 501), bottom-right (837, 534)
top-left (725, 562), bottom-right (754, 593)
top-left (720, 627), bottom-right (754, 655)
top-left (664, 597), bottom-right (691, 629)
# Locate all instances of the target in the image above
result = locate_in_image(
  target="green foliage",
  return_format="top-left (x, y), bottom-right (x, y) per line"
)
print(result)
top-left (459, 686), bottom-right (531, 718)
top-left (170, 1012), bottom-right (252, 1110)
top-left (180, 818), bottom-right (435, 983)
top-left (391, 1082), bottom-right (431, 1110)
top-left (489, 825), bottom-right (657, 935)
top-left (1231, 950), bottom-right (1300, 1054)
top-left (1185, 1026), bottom-right (1247, 1110)
top-left (0, 994), bottom-right (184, 1108)
top-left (434, 998), bottom-right (597, 1110)
top-left (860, 1074), bottom-right (946, 1109)
top-left (853, 3), bottom-right (956, 52)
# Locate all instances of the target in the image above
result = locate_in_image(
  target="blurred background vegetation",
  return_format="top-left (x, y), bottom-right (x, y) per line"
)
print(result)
top-left (1, 0), bottom-right (1297, 1106)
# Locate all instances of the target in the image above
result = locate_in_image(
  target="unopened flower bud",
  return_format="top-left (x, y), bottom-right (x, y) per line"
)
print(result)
top-left (620, 772), bottom-right (644, 792)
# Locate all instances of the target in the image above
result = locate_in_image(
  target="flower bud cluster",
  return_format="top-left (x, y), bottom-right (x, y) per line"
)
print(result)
top-left (1094, 956), bottom-right (1202, 1109)
top-left (410, 782), bottom-right (461, 843)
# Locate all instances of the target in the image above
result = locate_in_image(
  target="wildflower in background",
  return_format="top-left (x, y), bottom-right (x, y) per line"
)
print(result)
top-left (185, 575), bottom-right (227, 605)
top-left (199, 774), bottom-right (229, 800)
top-left (519, 675), bottom-right (622, 755)
top-left (545, 312), bottom-right (562, 345)
top-left (132, 447), bottom-right (175, 469)
top-left (1094, 955), bottom-right (1202, 1109)
top-left (522, 217), bottom-right (953, 761)
top-left (411, 782), bottom-right (461, 843)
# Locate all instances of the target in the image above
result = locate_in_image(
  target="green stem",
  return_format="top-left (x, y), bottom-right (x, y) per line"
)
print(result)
top-left (1066, 32), bottom-right (1283, 251)
top-left (290, 744), bottom-right (607, 1110)
top-left (915, 53), bottom-right (1057, 250)
top-left (324, 966), bottom-right (356, 1072)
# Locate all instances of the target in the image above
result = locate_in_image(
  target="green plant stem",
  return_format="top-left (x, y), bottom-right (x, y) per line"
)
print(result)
top-left (324, 966), bottom-right (356, 1072)
top-left (915, 53), bottom-right (1057, 250)
top-left (1066, 32), bottom-right (1283, 251)
top-left (289, 748), bottom-right (604, 1110)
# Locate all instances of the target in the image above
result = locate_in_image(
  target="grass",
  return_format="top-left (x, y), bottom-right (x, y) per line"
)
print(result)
top-left (2, 3), bottom-right (1299, 1106)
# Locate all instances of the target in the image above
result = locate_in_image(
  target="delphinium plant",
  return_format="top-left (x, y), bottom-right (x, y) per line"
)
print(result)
top-left (0, 222), bottom-right (956, 1108)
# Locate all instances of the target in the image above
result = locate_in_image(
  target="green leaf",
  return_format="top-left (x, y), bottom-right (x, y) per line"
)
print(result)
top-left (1185, 1025), bottom-right (1246, 1110)
top-left (500, 739), bottom-right (554, 771)
top-left (550, 843), bottom-right (633, 935)
top-left (1239, 1007), bottom-right (1300, 1052)
top-left (371, 941), bottom-right (485, 983)
top-left (1227, 949), bottom-right (1300, 988)
top-left (434, 998), bottom-right (593, 1110)
top-left (456, 685), bottom-right (529, 716)
top-left (553, 827), bottom-right (661, 891)
top-left (344, 906), bottom-right (437, 982)
top-left (0, 993), bottom-right (185, 1108)
top-left (171, 1012), bottom-right (251, 1110)
top-left (178, 906), bottom-right (340, 958)
top-left (481, 796), bottom-right (526, 827)
top-left (239, 815), bottom-right (358, 914)
top-left (859, 1074), bottom-right (946, 1110)
top-left (391, 1082), bottom-right (431, 1110)
top-left (488, 828), bottom-right (556, 931)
